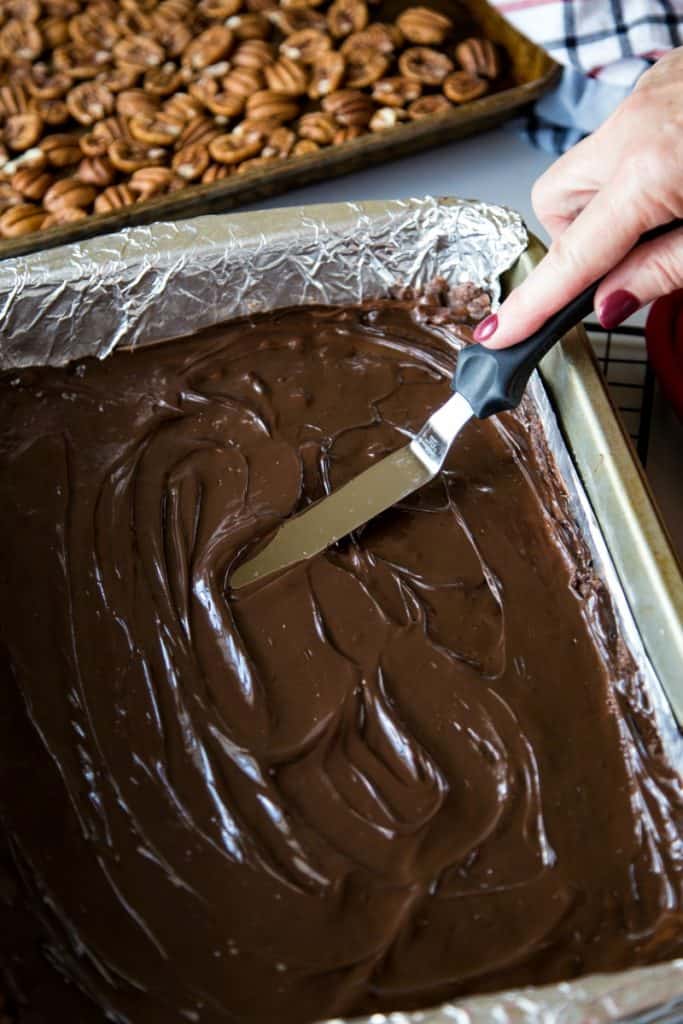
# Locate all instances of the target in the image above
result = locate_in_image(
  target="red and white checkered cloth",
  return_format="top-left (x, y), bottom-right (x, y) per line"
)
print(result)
top-left (489, 0), bottom-right (683, 151)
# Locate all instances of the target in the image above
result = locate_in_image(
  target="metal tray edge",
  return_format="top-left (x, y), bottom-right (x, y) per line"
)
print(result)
top-left (508, 234), bottom-right (683, 721)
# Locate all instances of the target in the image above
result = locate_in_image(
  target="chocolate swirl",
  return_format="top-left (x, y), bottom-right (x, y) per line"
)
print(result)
top-left (0, 302), bottom-right (682, 1024)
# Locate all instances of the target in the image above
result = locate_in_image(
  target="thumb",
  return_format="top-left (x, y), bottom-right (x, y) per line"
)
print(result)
top-left (594, 227), bottom-right (683, 328)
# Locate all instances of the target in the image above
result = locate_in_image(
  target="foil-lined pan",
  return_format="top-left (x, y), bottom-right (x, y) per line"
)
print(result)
top-left (0, 196), bottom-right (682, 1024)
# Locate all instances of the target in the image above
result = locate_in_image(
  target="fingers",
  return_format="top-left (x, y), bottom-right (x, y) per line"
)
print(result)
top-left (474, 177), bottom-right (658, 349)
top-left (530, 133), bottom-right (605, 238)
top-left (595, 227), bottom-right (683, 327)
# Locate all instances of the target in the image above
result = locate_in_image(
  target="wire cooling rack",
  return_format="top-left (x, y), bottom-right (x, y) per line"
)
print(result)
top-left (584, 320), bottom-right (655, 467)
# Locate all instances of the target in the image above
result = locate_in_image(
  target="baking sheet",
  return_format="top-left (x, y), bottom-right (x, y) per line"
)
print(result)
top-left (0, 196), bottom-right (682, 1024)
top-left (0, 0), bottom-right (559, 263)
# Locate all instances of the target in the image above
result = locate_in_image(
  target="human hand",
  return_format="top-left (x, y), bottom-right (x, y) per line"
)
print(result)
top-left (473, 47), bottom-right (683, 348)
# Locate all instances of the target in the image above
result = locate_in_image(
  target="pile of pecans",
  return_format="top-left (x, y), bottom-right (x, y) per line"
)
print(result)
top-left (0, 0), bottom-right (503, 240)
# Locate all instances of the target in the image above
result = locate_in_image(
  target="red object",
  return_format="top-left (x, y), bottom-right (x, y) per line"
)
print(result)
top-left (646, 290), bottom-right (683, 422)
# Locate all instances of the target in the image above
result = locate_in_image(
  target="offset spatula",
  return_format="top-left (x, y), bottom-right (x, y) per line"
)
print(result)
top-left (232, 221), bottom-right (681, 590)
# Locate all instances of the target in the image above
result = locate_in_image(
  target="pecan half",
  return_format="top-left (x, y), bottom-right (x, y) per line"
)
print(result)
top-left (232, 115), bottom-right (281, 137)
top-left (129, 165), bottom-right (184, 196)
top-left (231, 38), bottom-right (274, 67)
top-left (43, 176), bottom-right (96, 211)
top-left (307, 50), bottom-right (344, 99)
top-left (399, 46), bottom-right (453, 84)
top-left (116, 88), bottom-right (159, 118)
top-left (199, 0), bottom-right (242, 16)
top-left (11, 164), bottom-right (53, 200)
top-left (5, 112), bottom-right (43, 151)
top-left (44, 0), bottom-right (79, 14)
top-left (113, 35), bottom-right (165, 70)
top-left (292, 137), bottom-right (319, 155)
top-left (245, 89), bottom-right (299, 122)
top-left (322, 87), bottom-right (373, 126)
top-left (53, 43), bottom-right (109, 78)
top-left (31, 97), bottom-right (70, 124)
top-left (8, 0), bottom-right (41, 23)
top-left (264, 56), bottom-right (308, 96)
top-left (205, 90), bottom-right (244, 116)
top-left (95, 66), bottom-right (140, 93)
top-left (236, 154), bottom-right (277, 173)
top-left (371, 75), bottom-right (421, 107)
top-left (247, 0), bottom-right (278, 11)
top-left (156, 0), bottom-right (193, 18)
top-left (332, 123), bottom-right (364, 143)
top-left (407, 93), bottom-right (452, 117)
top-left (76, 154), bottom-right (116, 186)
top-left (455, 37), bottom-right (500, 79)
top-left (340, 22), bottom-right (401, 55)
top-left (66, 81), bottom-right (114, 124)
top-left (201, 161), bottom-right (232, 182)
top-left (163, 92), bottom-right (204, 121)
top-left (108, 139), bottom-right (166, 172)
top-left (261, 124), bottom-right (295, 157)
top-left (182, 26), bottom-right (234, 69)
top-left (171, 141), bottom-right (210, 179)
top-left (343, 44), bottom-right (388, 87)
top-left (152, 17), bottom-right (192, 59)
top-left (69, 11), bottom-right (120, 50)
top-left (222, 66), bottom-right (263, 96)
top-left (40, 16), bottom-right (70, 49)
top-left (26, 68), bottom-right (71, 100)
top-left (0, 83), bottom-right (29, 116)
top-left (209, 130), bottom-right (262, 164)
top-left (0, 20), bottom-right (43, 62)
top-left (369, 104), bottom-right (406, 130)
top-left (268, 6), bottom-right (326, 35)
top-left (0, 201), bottom-right (46, 237)
top-left (297, 109), bottom-right (336, 143)
top-left (280, 28), bottom-right (331, 63)
top-left (396, 6), bottom-right (452, 45)
top-left (177, 113), bottom-right (219, 147)
top-left (144, 62), bottom-right (183, 96)
top-left (94, 183), bottom-right (137, 213)
top-left (0, 182), bottom-right (24, 214)
top-left (443, 69), bottom-right (487, 102)
top-left (225, 13), bottom-right (270, 40)
top-left (129, 112), bottom-right (182, 144)
top-left (42, 205), bottom-right (88, 228)
top-left (327, 0), bottom-right (367, 38)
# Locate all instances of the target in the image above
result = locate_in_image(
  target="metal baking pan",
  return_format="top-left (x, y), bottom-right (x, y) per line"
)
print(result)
top-left (0, 0), bottom-right (559, 263)
top-left (1, 197), bottom-right (682, 1024)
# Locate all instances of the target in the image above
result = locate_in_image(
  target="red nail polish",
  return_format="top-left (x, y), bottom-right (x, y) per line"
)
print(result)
top-left (473, 314), bottom-right (498, 342)
top-left (598, 290), bottom-right (639, 329)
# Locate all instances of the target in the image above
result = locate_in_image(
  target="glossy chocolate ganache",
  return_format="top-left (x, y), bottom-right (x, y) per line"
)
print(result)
top-left (0, 300), bottom-right (682, 1024)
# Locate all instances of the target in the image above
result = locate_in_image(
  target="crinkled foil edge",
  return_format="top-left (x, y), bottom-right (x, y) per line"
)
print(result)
top-left (1, 197), bottom-right (682, 1024)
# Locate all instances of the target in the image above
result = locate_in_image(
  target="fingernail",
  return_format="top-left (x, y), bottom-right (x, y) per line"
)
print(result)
top-left (598, 289), bottom-right (639, 329)
top-left (472, 314), bottom-right (498, 342)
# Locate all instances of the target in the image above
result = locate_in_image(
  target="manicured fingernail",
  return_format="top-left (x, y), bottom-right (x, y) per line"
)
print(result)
top-left (472, 314), bottom-right (498, 341)
top-left (598, 289), bottom-right (639, 329)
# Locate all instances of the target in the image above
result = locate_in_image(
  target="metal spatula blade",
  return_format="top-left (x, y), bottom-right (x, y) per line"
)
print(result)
top-left (231, 391), bottom-right (473, 589)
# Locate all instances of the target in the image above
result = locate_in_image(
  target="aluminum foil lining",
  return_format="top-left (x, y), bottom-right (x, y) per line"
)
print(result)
top-left (1, 196), bottom-right (682, 1024)
top-left (0, 196), bottom-right (524, 369)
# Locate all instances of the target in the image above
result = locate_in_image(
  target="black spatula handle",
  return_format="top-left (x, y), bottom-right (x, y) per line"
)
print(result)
top-left (453, 219), bottom-right (683, 418)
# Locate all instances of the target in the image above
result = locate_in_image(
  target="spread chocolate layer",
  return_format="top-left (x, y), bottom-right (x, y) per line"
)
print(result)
top-left (0, 302), bottom-right (682, 1024)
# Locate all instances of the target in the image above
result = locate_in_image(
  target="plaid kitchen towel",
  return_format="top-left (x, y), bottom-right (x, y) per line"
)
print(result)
top-left (490, 0), bottom-right (683, 152)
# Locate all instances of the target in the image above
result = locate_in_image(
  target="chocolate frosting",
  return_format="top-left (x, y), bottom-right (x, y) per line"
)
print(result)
top-left (0, 302), bottom-right (682, 1024)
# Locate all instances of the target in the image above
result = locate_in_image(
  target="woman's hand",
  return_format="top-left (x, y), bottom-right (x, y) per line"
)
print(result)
top-left (473, 47), bottom-right (683, 348)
